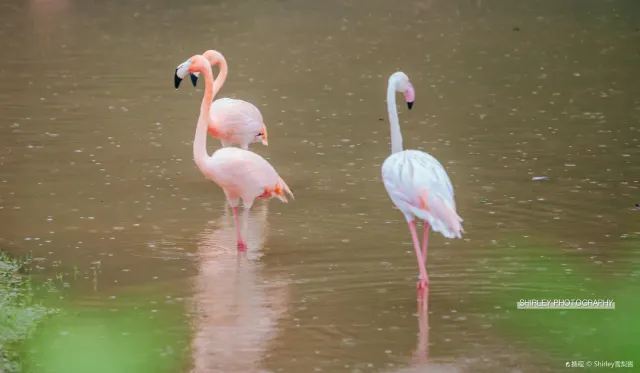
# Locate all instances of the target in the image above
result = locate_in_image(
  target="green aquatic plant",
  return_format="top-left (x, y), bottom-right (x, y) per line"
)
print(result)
top-left (0, 251), bottom-right (189, 373)
top-left (23, 289), bottom-right (191, 373)
top-left (0, 251), bottom-right (59, 373)
top-left (478, 236), bottom-right (640, 362)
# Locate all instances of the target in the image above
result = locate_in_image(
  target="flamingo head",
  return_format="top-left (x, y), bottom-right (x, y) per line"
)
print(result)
top-left (188, 50), bottom-right (225, 88)
top-left (391, 71), bottom-right (415, 110)
top-left (254, 125), bottom-right (268, 146)
top-left (174, 55), bottom-right (207, 89)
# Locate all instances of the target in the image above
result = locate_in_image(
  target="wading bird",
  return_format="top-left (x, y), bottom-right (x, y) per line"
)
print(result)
top-left (174, 55), bottom-right (293, 250)
top-left (380, 72), bottom-right (463, 299)
top-left (175, 50), bottom-right (268, 150)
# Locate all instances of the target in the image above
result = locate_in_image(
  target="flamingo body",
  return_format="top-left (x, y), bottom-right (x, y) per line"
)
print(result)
top-left (208, 98), bottom-right (267, 149)
top-left (382, 149), bottom-right (462, 239)
top-left (205, 146), bottom-right (293, 205)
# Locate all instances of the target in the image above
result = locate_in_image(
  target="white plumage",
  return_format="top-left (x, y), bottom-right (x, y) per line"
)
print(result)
top-left (382, 149), bottom-right (462, 239)
top-left (380, 71), bottom-right (463, 298)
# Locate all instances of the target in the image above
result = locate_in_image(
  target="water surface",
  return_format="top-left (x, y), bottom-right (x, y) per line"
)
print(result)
top-left (2, 0), bottom-right (640, 372)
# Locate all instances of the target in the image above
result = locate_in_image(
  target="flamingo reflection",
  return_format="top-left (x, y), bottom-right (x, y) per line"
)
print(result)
top-left (190, 201), bottom-right (289, 373)
top-left (28, 0), bottom-right (71, 37)
top-left (390, 298), bottom-right (461, 373)
top-left (412, 300), bottom-right (430, 367)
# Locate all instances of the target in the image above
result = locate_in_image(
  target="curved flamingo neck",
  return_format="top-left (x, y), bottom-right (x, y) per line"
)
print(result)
top-left (387, 76), bottom-right (403, 154)
top-left (194, 61), bottom-right (216, 172)
top-left (204, 50), bottom-right (228, 98)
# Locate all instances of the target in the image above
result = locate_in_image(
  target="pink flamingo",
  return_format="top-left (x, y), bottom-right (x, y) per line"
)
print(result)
top-left (381, 72), bottom-right (464, 299)
top-left (174, 55), bottom-right (293, 250)
top-left (175, 50), bottom-right (268, 150)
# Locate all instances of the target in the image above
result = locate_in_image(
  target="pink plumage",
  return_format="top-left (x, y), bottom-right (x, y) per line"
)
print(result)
top-left (188, 50), bottom-right (269, 150)
top-left (174, 54), bottom-right (292, 251)
top-left (206, 147), bottom-right (293, 204)
top-left (208, 97), bottom-right (268, 149)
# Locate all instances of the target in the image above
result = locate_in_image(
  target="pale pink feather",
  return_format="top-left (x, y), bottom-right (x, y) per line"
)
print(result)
top-left (209, 98), bottom-right (267, 148)
top-left (205, 147), bottom-right (293, 204)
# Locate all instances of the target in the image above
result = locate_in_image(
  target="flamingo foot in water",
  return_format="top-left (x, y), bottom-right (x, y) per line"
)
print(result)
top-left (408, 221), bottom-right (429, 301)
top-left (237, 240), bottom-right (247, 251)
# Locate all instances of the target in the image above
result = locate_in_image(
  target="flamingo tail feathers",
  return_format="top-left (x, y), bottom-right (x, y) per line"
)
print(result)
top-left (408, 193), bottom-right (464, 239)
top-left (275, 177), bottom-right (294, 203)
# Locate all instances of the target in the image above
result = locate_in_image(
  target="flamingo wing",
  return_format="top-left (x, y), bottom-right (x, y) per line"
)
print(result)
top-left (382, 149), bottom-right (463, 238)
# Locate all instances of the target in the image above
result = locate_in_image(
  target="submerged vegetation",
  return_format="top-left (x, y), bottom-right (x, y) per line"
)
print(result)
top-left (478, 236), bottom-right (640, 362)
top-left (0, 251), bottom-right (59, 373)
top-left (23, 291), bottom-right (191, 373)
top-left (1, 250), bottom-right (189, 373)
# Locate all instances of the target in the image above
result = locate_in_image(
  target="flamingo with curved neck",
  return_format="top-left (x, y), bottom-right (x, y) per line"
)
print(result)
top-left (175, 50), bottom-right (268, 150)
top-left (205, 49), bottom-right (227, 96)
top-left (174, 55), bottom-right (293, 250)
top-left (380, 71), bottom-right (464, 300)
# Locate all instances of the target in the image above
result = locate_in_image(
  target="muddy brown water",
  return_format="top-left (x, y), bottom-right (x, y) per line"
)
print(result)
top-left (1, 0), bottom-right (639, 372)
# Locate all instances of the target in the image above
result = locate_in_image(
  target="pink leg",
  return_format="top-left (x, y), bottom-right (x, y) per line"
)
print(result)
top-left (422, 222), bottom-right (430, 265)
top-left (232, 206), bottom-right (247, 251)
top-left (408, 221), bottom-right (429, 300)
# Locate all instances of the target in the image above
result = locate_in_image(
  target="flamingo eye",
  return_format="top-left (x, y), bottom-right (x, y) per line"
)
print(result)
top-left (257, 133), bottom-right (263, 136)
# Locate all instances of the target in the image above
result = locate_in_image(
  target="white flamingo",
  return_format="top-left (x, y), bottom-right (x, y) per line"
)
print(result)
top-left (381, 72), bottom-right (464, 299)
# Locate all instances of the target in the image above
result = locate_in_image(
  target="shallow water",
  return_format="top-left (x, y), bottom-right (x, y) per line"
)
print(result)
top-left (2, 0), bottom-right (640, 372)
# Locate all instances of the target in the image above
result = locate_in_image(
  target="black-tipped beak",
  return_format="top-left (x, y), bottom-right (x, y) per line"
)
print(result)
top-left (174, 69), bottom-right (183, 89)
top-left (407, 101), bottom-right (414, 110)
top-left (190, 73), bottom-right (198, 87)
